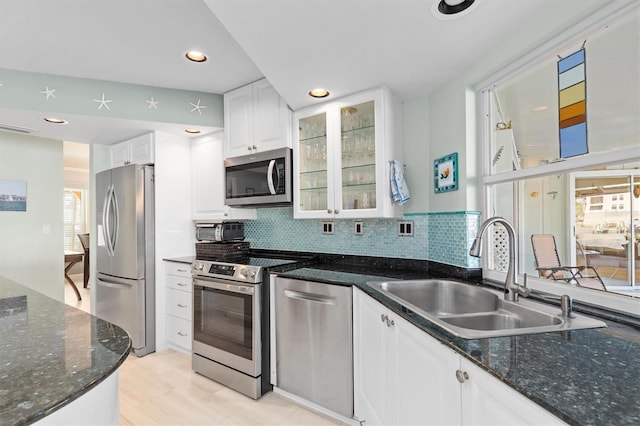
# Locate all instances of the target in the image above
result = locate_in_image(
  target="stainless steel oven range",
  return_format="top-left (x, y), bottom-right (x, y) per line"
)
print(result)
top-left (191, 254), bottom-right (310, 399)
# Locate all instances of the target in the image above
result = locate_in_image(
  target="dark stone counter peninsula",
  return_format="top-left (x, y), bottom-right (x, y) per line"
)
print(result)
top-left (271, 253), bottom-right (640, 426)
top-left (0, 276), bottom-right (131, 425)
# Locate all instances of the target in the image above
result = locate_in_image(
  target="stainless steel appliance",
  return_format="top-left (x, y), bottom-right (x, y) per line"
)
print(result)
top-left (95, 164), bottom-right (155, 357)
top-left (195, 221), bottom-right (245, 242)
top-left (191, 254), bottom-right (309, 399)
top-left (224, 147), bottom-right (292, 207)
top-left (274, 277), bottom-right (353, 418)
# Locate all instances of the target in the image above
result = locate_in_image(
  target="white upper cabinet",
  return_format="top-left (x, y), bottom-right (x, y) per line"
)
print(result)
top-left (293, 88), bottom-right (403, 219)
top-left (191, 132), bottom-right (256, 221)
top-left (223, 79), bottom-right (292, 158)
top-left (110, 132), bottom-right (155, 167)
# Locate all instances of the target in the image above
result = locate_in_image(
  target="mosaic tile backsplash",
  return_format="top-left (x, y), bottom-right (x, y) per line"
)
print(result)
top-left (243, 208), bottom-right (481, 268)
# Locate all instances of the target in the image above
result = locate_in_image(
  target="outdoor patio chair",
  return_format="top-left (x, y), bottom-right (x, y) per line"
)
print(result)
top-left (531, 234), bottom-right (607, 291)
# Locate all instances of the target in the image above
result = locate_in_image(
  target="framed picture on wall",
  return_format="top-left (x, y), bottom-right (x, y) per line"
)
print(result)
top-left (0, 180), bottom-right (27, 211)
top-left (434, 153), bottom-right (458, 193)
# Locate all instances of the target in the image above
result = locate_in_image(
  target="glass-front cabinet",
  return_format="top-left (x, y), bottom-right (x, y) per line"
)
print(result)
top-left (294, 88), bottom-right (403, 219)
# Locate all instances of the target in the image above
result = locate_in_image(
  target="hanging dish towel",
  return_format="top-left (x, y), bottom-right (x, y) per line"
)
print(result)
top-left (390, 160), bottom-right (410, 205)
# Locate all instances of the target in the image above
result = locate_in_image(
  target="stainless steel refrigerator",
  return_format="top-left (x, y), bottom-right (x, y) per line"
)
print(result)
top-left (96, 164), bottom-right (155, 357)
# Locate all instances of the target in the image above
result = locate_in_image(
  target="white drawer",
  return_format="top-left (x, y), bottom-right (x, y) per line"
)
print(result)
top-left (166, 315), bottom-right (192, 352)
top-left (166, 274), bottom-right (192, 292)
top-left (165, 261), bottom-right (192, 278)
top-left (166, 288), bottom-right (192, 320)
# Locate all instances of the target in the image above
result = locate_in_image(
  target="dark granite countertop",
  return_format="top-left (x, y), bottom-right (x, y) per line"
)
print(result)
top-left (0, 276), bottom-right (131, 425)
top-left (276, 265), bottom-right (640, 426)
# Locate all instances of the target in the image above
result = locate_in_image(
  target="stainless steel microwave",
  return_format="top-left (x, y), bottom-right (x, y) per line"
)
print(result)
top-left (224, 147), bottom-right (292, 207)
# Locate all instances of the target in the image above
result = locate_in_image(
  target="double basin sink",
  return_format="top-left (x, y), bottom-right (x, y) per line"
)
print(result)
top-left (366, 279), bottom-right (606, 339)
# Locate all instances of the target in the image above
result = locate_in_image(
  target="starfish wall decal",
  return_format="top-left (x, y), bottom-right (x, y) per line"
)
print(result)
top-left (94, 93), bottom-right (113, 111)
top-left (189, 99), bottom-right (207, 115)
top-left (146, 97), bottom-right (159, 109)
top-left (40, 86), bottom-right (56, 100)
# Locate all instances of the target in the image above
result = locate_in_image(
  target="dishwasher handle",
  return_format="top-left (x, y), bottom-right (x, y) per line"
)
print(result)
top-left (284, 289), bottom-right (337, 305)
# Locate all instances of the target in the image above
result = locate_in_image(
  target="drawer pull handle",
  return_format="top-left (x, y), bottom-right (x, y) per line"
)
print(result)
top-left (177, 304), bottom-right (188, 308)
top-left (177, 331), bottom-right (188, 337)
top-left (177, 282), bottom-right (188, 287)
top-left (177, 268), bottom-right (188, 272)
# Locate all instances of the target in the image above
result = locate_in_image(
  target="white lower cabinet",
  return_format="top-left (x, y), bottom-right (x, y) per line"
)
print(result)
top-left (459, 357), bottom-right (565, 425)
top-left (353, 288), bottom-right (564, 426)
top-left (354, 288), bottom-right (460, 426)
top-left (164, 261), bottom-right (192, 353)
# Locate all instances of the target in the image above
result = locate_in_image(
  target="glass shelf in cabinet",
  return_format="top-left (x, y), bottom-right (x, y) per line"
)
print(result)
top-left (299, 134), bottom-right (326, 143)
top-left (300, 186), bottom-right (329, 191)
top-left (300, 169), bottom-right (328, 175)
top-left (340, 124), bottom-right (375, 135)
top-left (343, 182), bottom-right (376, 189)
top-left (342, 163), bottom-right (375, 170)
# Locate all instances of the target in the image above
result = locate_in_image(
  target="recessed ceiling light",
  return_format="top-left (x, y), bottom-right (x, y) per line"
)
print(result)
top-left (184, 129), bottom-right (201, 134)
top-left (309, 88), bottom-right (330, 98)
top-left (185, 51), bottom-right (207, 63)
top-left (43, 116), bottom-right (68, 124)
top-left (432, 0), bottom-right (481, 20)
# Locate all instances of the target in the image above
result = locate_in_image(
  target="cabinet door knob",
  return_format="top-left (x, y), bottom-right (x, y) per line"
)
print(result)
top-left (381, 314), bottom-right (387, 323)
top-left (455, 369), bottom-right (469, 383)
top-left (334, 209), bottom-right (340, 214)
top-left (252, 145), bottom-right (257, 150)
top-left (386, 318), bottom-right (395, 327)
top-left (247, 146), bottom-right (252, 151)
top-left (327, 209), bottom-right (333, 214)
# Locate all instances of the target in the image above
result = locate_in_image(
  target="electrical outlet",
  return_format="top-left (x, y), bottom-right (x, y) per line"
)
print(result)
top-left (322, 221), bottom-right (334, 235)
top-left (398, 220), bottom-right (414, 237)
top-left (354, 221), bottom-right (363, 235)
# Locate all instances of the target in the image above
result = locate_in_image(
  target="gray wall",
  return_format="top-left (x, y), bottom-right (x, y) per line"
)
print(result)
top-left (0, 133), bottom-right (64, 300)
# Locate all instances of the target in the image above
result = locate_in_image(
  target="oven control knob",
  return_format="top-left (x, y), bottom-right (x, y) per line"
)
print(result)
top-left (196, 263), bottom-right (204, 271)
top-left (239, 268), bottom-right (256, 278)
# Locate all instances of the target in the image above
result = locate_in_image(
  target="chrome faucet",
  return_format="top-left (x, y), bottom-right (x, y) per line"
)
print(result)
top-left (469, 216), bottom-right (530, 301)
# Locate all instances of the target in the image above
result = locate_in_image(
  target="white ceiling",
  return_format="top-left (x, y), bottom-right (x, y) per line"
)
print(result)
top-left (0, 0), bottom-right (583, 146)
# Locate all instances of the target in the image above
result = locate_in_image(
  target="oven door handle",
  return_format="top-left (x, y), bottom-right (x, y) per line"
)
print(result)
top-left (284, 289), bottom-right (336, 305)
top-left (194, 278), bottom-right (255, 295)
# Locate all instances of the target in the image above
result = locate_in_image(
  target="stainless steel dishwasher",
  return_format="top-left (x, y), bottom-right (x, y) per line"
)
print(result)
top-left (274, 277), bottom-right (353, 418)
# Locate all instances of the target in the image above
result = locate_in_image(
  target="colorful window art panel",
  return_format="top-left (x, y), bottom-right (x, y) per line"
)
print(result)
top-left (558, 48), bottom-right (588, 158)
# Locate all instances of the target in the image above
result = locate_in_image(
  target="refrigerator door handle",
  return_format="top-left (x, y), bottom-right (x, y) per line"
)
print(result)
top-left (97, 275), bottom-right (134, 289)
top-left (111, 186), bottom-right (119, 253)
top-left (102, 185), bottom-right (114, 256)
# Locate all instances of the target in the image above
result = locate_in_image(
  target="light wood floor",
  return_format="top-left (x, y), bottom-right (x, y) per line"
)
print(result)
top-left (64, 276), bottom-right (344, 426)
top-left (119, 350), bottom-right (343, 426)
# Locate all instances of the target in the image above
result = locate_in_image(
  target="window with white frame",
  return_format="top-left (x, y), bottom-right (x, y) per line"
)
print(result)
top-left (64, 189), bottom-right (86, 252)
top-left (478, 5), bottom-right (640, 315)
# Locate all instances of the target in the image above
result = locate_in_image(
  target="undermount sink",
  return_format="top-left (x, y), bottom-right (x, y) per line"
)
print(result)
top-left (366, 280), bottom-right (606, 339)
